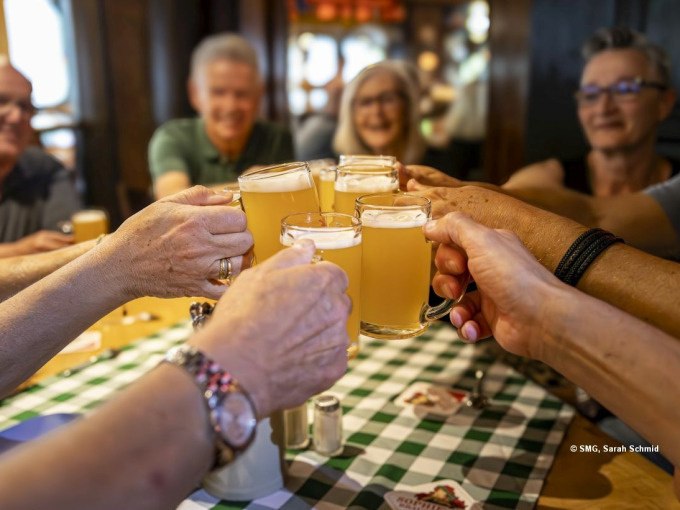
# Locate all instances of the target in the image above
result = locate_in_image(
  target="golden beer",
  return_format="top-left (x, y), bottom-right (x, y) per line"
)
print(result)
top-left (239, 163), bottom-right (320, 262)
top-left (334, 164), bottom-right (398, 215)
top-left (357, 194), bottom-right (453, 339)
top-left (319, 167), bottom-right (336, 213)
top-left (281, 213), bottom-right (362, 358)
top-left (72, 210), bottom-right (109, 243)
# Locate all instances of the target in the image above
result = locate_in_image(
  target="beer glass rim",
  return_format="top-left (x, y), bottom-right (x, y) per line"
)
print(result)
top-left (281, 212), bottom-right (361, 231)
top-left (238, 161), bottom-right (310, 182)
top-left (338, 154), bottom-right (396, 164)
top-left (336, 163), bottom-right (398, 177)
top-left (72, 208), bottom-right (109, 219)
top-left (355, 192), bottom-right (430, 210)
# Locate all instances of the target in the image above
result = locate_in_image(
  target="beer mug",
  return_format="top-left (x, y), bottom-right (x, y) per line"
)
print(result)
top-left (71, 209), bottom-right (109, 243)
top-left (281, 212), bottom-right (362, 358)
top-left (307, 159), bottom-right (336, 213)
top-left (356, 193), bottom-right (456, 339)
top-left (334, 156), bottom-right (398, 215)
top-left (239, 162), bottom-right (320, 263)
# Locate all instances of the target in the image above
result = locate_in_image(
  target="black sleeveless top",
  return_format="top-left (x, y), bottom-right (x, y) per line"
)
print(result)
top-left (560, 156), bottom-right (680, 195)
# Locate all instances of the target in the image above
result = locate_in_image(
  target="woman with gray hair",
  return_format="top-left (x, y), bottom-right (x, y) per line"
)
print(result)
top-left (333, 60), bottom-right (451, 170)
top-left (505, 26), bottom-right (678, 197)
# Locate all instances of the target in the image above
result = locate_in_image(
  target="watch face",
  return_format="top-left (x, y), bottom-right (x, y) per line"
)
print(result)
top-left (216, 392), bottom-right (257, 448)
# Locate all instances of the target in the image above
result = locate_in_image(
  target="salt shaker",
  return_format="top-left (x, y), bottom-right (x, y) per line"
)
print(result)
top-left (284, 403), bottom-right (310, 449)
top-left (313, 394), bottom-right (343, 456)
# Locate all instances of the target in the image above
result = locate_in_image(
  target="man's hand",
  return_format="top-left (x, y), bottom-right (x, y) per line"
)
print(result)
top-left (190, 240), bottom-right (351, 418)
top-left (0, 230), bottom-right (74, 257)
top-left (102, 186), bottom-right (253, 300)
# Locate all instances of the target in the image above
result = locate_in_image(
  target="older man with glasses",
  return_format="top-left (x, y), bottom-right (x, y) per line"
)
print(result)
top-left (504, 26), bottom-right (678, 197)
top-left (0, 61), bottom-right (80, 258)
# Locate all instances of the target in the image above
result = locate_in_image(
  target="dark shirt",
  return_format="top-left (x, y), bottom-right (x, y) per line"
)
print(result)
top-left (561, 156), bottom-right (680, 195)
top-left (0, 147), bottom-right (81, 243)
top-left (148, 118), bottom-right (295, 185)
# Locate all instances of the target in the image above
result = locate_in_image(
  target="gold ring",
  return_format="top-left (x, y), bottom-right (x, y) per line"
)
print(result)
top-left (218, 257), bottom-right (233, 281)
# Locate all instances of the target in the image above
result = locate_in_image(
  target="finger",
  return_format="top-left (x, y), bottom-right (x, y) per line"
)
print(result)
top-left (407, 178), bottom-right (430, 191)
top-left (258, 240), bottom-right (315, 271)
top-left (423, 211), bottom-right (489, 248)
top-left (449, 292), bottom-right (481, 327)
top-left (164, 185), bottom-right (233, 206)
top-left (209, 254), bottom-right (249, 281)
top-left (197, 279), bottom-right (229, 301)
top-left (192, 206), bottom-right (248, 235)
top-left (432, 273), bottom-right (468, 301)
top-left (459, 320), bottom-right (482, 343)
top-left (434, 243), bottom-right (467, 275)
top-left (210, 231), bottom-right (254, 258)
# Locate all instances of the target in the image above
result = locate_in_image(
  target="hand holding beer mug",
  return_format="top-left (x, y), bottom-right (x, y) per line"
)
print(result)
top-left (238, 162), bottom-right (320, 263)
top-left (71, 209), bottom-right (109, 243)
top-left (334, 155), bottom-right (398, 215)
top-left (281, 212), bottom-right (362, 358)
top-left (357, 193), bottom-right (462, 339)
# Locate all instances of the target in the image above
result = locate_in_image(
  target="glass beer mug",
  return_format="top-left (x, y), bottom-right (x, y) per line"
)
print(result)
top-left (281, 212), bottom-right (362, 358)
top-left (356, 193), bottom-right (460, 339)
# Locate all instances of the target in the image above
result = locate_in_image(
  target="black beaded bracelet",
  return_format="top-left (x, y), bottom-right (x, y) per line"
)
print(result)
top-left (554, 228), bottom-right (624, 286)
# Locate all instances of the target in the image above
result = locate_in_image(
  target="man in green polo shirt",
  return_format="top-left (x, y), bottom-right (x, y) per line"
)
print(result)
top-left (149, 33), bottom-right (294, 199)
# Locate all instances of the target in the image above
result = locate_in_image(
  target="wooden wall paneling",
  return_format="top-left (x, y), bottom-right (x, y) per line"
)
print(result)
top-left (239, 0), bottom-right (289, 124)
top-left (484, 0), bottom-right (532, 184)
top-left (524, 0), bottom-right (616, 165)
top-left (103, 0), bottom-right (155, 208)
top-left (66, 0), bottom-right (122, 225)
top-left (645, 0), bottom-right (680, 160)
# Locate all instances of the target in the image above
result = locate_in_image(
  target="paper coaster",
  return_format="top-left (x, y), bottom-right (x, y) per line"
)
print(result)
top-left (385, 480), bottom-right (479, 509)
top-left (394, 381), bottom-right (469, 418)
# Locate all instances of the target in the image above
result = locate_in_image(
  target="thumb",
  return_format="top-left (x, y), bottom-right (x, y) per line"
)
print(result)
top-left (423, 211), bottom-right (487, 250)
top-left (258, 239), bottom-right (316, 271)
top-left (162, 185), bottom-right (232, 206)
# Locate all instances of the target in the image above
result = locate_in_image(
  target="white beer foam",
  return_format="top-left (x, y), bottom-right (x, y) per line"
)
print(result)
top-left (239, 171), bottom-right (312, 193)
top-left (72, 210), bottom-right (106, 222)
top-left (281, 228), bottom-right (361, 249)
top-left (334, 175), bottom-right (397, 193)
top-left (360, 209), bottom-right (428, 228)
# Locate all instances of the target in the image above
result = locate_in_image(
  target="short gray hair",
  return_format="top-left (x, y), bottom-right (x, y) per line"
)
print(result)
top-left (190, 33), bottom-right (260, 82)
top-left (333, 60), bottom-right (425, 164)
top-left (582, 27), bottom-right (672, 87)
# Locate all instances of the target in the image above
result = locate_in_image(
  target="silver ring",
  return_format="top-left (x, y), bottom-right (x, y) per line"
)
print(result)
top-left (218, 257), bottom-right (233, 281)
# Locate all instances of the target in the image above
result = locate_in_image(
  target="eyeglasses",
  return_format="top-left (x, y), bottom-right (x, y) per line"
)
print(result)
top-left (0, 95), bottom-right (36, 118)
top-left (575, 77), bottom-right (667, 107)
top-left (353, 91), bottom-right (404, 111)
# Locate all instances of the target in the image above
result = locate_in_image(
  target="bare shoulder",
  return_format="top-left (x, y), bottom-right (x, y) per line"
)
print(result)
top-left (503, 158), bottom-right (565, 189)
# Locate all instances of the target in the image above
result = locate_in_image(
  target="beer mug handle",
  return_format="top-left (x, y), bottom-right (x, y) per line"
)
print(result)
top-left (421, 274), bottom-right (470, 323)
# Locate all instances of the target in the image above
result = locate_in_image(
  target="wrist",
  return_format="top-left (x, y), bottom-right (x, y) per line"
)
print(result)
top-left (534, 281), bottom-right (583, 366)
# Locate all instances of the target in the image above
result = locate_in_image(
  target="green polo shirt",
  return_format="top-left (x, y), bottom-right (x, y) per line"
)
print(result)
top-left (148, 118), bottom-right (295, 185)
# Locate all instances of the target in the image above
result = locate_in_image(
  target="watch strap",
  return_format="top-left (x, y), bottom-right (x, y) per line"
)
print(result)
top-left (164, 344), bottom-right (255, 469)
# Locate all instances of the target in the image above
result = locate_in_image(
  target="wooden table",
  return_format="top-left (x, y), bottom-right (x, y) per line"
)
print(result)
top-left (20, 297), bottom-right (679, 508)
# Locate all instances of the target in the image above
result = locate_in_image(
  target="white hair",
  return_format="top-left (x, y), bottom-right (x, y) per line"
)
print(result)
top-left (333, 60), bottom-right (426, 164)
top-left (190, 33), bottom-right (261, 83)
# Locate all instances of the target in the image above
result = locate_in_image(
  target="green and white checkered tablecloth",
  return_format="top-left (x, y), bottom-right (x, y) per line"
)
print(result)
top-left (0, 321), bottom-right (573, 509)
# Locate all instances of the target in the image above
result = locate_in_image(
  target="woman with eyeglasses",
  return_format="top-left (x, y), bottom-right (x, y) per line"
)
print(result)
top-left (505, 27), bottom-right (678, 197)
top-left (332, 60), bottom-right (454, 172)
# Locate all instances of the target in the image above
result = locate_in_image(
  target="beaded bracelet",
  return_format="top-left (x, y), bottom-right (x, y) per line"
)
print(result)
top-left (554, 228), bottom-right (624, 286)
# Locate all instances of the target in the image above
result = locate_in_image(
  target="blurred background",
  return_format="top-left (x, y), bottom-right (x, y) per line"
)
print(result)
top-left (1, 0), bottom-right (679, 227)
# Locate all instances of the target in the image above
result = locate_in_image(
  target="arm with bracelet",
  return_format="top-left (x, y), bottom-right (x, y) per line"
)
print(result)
top-left (0, 241), bottom-right (350, 510)
top-left (409, 184), bottom-right (680, 338)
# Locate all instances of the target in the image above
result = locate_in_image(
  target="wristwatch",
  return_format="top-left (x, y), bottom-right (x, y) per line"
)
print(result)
top-left (164, 344), bottom-right (258, 469)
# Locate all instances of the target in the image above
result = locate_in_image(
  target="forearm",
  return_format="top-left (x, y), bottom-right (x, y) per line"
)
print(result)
top-left (0, 244), bottom-right (129, 396)
top-left (449, 187), bottom-right (680, 337)
top-left (541, 284), bottom-right (680, 467)
top-left (0, 241), bottom-right (25, 258)
top-left (0, 240), bottom-right (96, 301)
top-left (0, 363), bottom-right (213, 510)
top-left (504, 186), bottom-right (598, 228)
